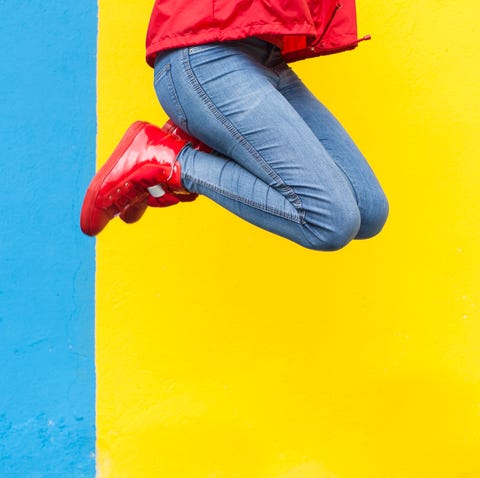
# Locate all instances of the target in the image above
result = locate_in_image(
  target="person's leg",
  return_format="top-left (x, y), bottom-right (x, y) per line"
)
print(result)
top-left (276, 66), bottom-right (389, 239)
top-left (153, 40), bottom-right (361, 250)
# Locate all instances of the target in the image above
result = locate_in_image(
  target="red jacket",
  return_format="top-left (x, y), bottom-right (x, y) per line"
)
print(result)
top-left (146, 0), bottom-right (370, 67)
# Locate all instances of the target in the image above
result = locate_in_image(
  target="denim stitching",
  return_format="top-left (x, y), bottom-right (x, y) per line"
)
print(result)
top-left (183, 172), bottom-right (302, 223)
top-left (156, 63), bottom-right (188, 131)
top-left (181, 48), bottom-right (306, 223)
top-left (153, 62), bottom-right (170, 85)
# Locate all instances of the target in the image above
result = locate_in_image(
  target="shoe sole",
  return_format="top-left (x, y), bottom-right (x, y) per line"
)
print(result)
top-left (80, 121), bottom-right (149, 236)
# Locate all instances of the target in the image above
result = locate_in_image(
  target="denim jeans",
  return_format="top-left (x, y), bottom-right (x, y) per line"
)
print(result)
top-left (153, 38), bottom-right (388, 250)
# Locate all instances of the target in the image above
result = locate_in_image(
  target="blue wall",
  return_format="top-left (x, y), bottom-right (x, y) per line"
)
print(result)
top-left (0, 2), bottom-right (97, 476)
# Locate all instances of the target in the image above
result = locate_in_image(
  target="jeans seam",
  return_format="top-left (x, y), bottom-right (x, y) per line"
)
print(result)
top-left (157, 63), bottom-right (189, 131)
top-left (153, 62), bottom-right (170, 85)
top-left (181, 48), bottom-right (306, 224)
top-left (183, 172), bottom-right (301, 223)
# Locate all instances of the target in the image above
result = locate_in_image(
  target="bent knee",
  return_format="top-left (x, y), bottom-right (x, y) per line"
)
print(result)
top-left (302, 204), bottom-right (361, 251)
top-left (356, 193), bottom-right (389, 239)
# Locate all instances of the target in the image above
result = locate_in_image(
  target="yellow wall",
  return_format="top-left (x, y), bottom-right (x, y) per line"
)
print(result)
top-left (96, 2), bottom-right (480, 477)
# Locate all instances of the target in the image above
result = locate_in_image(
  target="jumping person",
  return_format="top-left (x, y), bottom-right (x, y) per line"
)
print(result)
top-left (80, 0), bottom-right (388, 250)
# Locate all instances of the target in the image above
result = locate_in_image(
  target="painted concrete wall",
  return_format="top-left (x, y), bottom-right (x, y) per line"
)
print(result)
top-left (95, 2), bottom-right (480, 477)
top-left (96, 1), bottom-right (480, 477)
top-left (0, 2), bottom-right (96, 477)
top-left (5, 0), bottom-right (478, 477)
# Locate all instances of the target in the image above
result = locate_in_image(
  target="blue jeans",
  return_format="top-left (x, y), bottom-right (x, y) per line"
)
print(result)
top-left (154, 38), bottom-right (388, 250)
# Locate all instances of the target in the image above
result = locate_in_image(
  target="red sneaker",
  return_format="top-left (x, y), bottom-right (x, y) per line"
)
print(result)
top-left (161, 120), bottom-right (212, 154)
top-left (117, 120), bottom-right (213, 225)
top-left (117, 121), bottom-right (213, 225)
top-left (80, 121), bottom-right (191, 236)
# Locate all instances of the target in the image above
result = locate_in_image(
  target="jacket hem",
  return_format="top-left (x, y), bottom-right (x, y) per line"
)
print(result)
top-left (146, 22), bottom-right (317, 67)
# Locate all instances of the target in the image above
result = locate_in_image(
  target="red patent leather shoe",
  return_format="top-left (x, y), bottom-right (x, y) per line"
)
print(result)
top-left (161, 120), bottom-right (212, 154)
top-left (80, 121), bottom-right (202, 236)
top-left (117, 121), bottom-right (213, 226)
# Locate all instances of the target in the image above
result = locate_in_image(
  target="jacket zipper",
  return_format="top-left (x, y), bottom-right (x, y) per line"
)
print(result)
top-left (312, 2), bottom-right (343, 48)
top-left (310, 2), bottom-right (371, 53)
